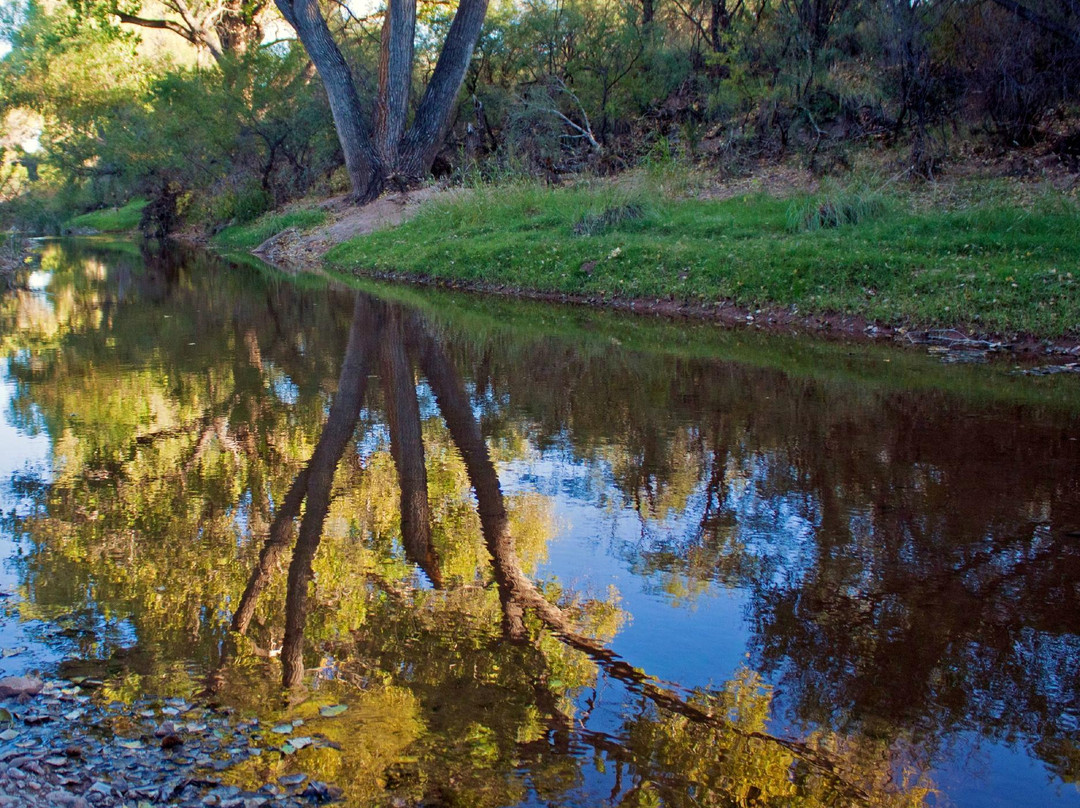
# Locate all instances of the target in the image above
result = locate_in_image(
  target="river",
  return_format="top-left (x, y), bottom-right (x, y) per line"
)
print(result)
top-left (0, 239), bottom-right (1078, 807)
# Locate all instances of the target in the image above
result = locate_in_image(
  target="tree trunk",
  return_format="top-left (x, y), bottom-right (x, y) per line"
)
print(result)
top-left (215, 0), bottom-right (265, 56)
top-left (275, 0), bottom-right (385, 202)
top-left (414, 323), bottom-right (528, 641)
top-left (374, 0), bottom-right (417, 177)
top-left (709, 0), bottom-right (730, 52)
top-left (382, 310), bottom-right (441, 588)
top-left (232, 294), bottom-right (379, 636)
top-left (280, 296), bottom-right (381, 688)
top-left (398, 0), bottom-right (490, 181)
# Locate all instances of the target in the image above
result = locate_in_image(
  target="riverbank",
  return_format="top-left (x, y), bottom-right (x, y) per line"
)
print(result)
top-left (0, 235), bottom-right (33, 289)
top-left (210, 169), bottom-right (1080, 360)
top-left (0, 674), bottom-right (344, 807)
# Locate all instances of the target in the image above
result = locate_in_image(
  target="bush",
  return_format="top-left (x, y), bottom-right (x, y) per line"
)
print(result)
top-left (210, 182), bottom-right (274, 226)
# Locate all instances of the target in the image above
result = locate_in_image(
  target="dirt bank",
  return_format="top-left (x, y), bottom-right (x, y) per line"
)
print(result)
top-left (248, 187), bottom-right (447, 269)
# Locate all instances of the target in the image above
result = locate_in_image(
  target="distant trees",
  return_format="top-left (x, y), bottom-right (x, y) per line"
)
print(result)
top-left (988, 0), bottom-right (1080, 48)
top-left (1, 0), bottom-right (1078, 226)
top-left (72, 0), bottom-right (268, 62)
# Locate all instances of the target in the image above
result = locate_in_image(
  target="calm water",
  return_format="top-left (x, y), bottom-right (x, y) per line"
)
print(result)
top-left (1, 239), bottom-right (1079, 807)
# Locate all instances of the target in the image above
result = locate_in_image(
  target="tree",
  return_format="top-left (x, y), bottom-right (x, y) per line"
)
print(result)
top-left (70, 0), bottom-right (268, 62)
top-left (273, 0), bottom-right (490, 201)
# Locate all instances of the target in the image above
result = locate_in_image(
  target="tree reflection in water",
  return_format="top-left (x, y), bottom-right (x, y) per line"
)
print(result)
top-left (226, 292), bottom-right (932, 807)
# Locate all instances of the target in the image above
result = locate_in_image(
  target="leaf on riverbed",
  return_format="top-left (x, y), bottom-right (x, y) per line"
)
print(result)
top-left (271, 723), bottom-right (293, 734)
top-left (117, 740), bottom-right (145, 749)
top-left (0, 729), bottom-right (18, 741)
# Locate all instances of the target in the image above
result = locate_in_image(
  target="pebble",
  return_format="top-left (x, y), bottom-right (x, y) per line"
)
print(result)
top-left (0, 675), bottom-right (346, 808)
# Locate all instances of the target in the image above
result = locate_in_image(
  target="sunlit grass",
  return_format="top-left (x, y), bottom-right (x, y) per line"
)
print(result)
top-left (65, 198), bottom-right (148, 233)
top-left (214, 208), bottom-right (328, 251)
top-left (326, 180), bottom-right (1080, 338)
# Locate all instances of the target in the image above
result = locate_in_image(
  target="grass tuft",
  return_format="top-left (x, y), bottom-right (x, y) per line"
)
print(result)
top-left (787, 190), bottom-right (886, 231)
top-left (573, 202), bottom-right (646, 236)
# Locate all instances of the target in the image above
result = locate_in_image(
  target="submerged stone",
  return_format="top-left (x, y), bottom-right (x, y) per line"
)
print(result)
top-left (0, 676), bottom-right (43, 698)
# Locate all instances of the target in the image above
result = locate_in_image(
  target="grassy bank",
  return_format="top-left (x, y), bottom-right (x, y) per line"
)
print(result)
top-left (64, 198), bottom-right (147, 233)
top-left (325, 180), bottom-right (1080, 340)
top-left (213, 208), bottom-right (328, 251)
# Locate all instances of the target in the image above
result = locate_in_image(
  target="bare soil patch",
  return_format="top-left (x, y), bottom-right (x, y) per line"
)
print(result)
top-left (251, 187), bottom-right (446, 270)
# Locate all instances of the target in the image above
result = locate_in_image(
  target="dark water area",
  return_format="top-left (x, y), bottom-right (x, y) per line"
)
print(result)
top-left (1, 239), bottom-right (1079, 807)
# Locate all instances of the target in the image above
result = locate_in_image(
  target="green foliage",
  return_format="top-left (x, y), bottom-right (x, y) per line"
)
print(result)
top-left (2, 0), bottom-right (1078, 232)
top-left (64, 198), bottom-right (147, 232)
top-left (0, 4), bottom-right (337, 232)
top-left (213, 208), bottom-right (328, 251)
top-left (327, 178), bottom-right (1080, 338)
top-left (211, 182), bottom-right (273, 225)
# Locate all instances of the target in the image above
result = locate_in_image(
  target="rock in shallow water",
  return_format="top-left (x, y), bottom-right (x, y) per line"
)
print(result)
top-left (0, 675), bottom-right (346, 807)
top-left (0, 678), bottom-right (43, 699)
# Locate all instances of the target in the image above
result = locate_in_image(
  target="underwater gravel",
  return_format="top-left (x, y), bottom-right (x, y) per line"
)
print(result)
top-left (0, 676), bottom-right (343, 807)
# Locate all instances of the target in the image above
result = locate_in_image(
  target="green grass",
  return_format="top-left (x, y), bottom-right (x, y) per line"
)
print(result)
top-left (65, 199), bottom-right (148, 233)
top-left (213, 208), bottom-right (328, 251)
top-left (325, 180), bottom-right (1080, 339)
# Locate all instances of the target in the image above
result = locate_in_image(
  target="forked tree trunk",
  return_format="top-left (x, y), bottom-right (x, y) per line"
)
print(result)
top-left (275, 0), bottom-right (490, 201)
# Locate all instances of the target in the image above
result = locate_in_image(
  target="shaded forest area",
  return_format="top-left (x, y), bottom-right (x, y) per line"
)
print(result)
top-left (0, 0), bottom-right (1078, 234)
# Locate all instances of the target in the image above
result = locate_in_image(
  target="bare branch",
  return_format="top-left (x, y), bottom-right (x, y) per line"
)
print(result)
top-left (521, 77), bottom-right (604, 152)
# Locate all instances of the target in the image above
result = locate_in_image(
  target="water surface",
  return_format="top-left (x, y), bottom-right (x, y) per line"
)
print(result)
top-left (1, 240), bottom-right (1079, 807)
